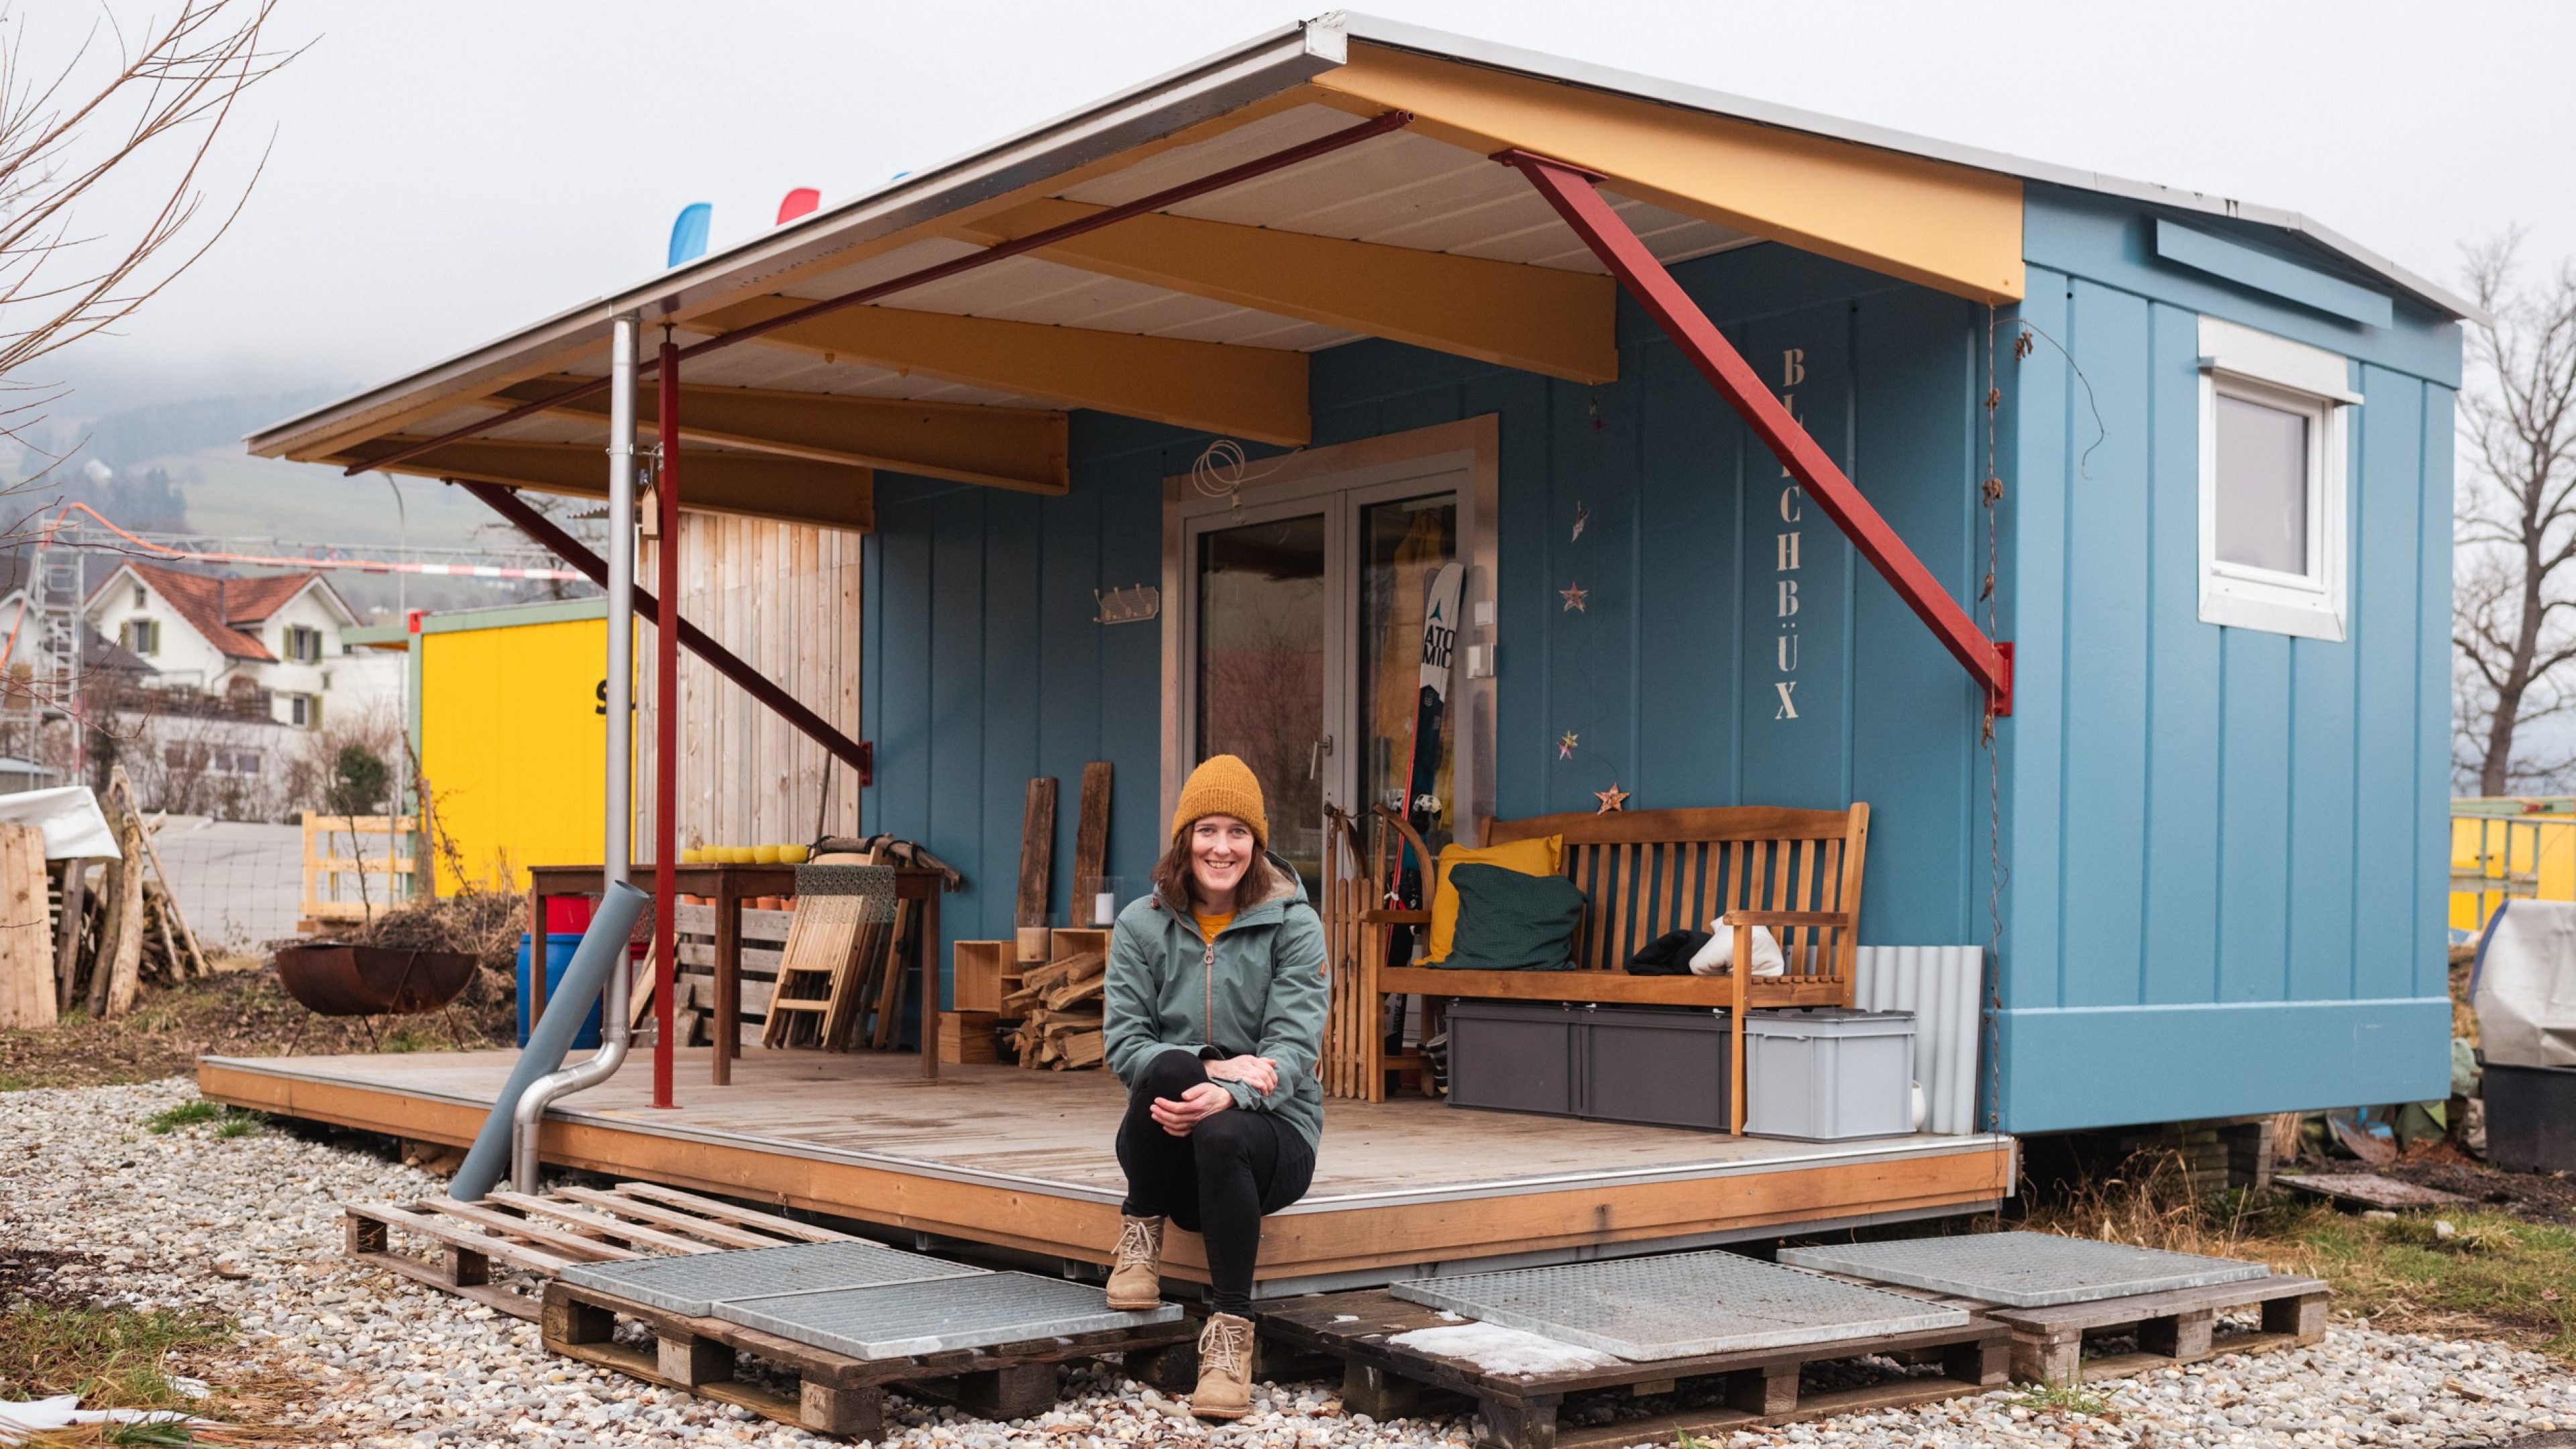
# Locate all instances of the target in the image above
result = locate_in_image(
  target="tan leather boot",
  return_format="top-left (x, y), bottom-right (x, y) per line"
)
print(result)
top-left (1105, 1216), bottom-right (1164, 1309)
top-left (1189, 1311), bottom-right (1254, 1419)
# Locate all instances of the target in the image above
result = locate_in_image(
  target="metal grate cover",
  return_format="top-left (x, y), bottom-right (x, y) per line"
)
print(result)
top-left (1778, 1232), bottom-right (2269, 1308)
top-left (715, 1271), bottom-right (1181, 1359)
top-left (1389, 1250), bottom-right (1968, 1361)
top-left (557, 1240), bottom-right (983, 1317)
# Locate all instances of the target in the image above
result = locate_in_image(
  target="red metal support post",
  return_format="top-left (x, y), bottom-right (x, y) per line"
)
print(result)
top-left (1498, 150), bottom-right (2014, 716)
top-left (653, 335), bottom-right (681, 1108)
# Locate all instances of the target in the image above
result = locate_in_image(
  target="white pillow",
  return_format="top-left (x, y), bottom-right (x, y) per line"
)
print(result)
top-left (1688, 920), bottom-right (1785, 977)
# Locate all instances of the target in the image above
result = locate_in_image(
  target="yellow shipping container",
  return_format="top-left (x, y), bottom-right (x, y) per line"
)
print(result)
top-left (2451, 798), bottom-right (2576, 935)
top-left (358, 599), bottom-right (629, 895)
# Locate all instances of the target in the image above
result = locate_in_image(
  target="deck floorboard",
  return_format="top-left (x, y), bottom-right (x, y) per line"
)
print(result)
top-left (204, 1046), bottom-right (2015, 1288)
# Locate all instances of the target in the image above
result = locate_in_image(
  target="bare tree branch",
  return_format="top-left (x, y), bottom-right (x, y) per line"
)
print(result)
top-left (2455, 232), bottom-right (2576, 794)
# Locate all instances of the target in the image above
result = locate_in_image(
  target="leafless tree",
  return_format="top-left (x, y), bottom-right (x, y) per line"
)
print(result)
top-left (0, 2), bottom-right (288, 396)
top-left (2455, 233), bottom-right (2576, 795)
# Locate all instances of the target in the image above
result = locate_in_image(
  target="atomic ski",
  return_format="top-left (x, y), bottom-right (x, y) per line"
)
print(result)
top-left (1384, 560), bottom-right (1463, 967)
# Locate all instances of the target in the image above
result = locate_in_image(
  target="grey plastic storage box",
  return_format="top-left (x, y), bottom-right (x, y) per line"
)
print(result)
top-left (1444, 1000), bottom-right (1731, 1131)
top-left (1742, 1008), bottom-right (1916, 1140)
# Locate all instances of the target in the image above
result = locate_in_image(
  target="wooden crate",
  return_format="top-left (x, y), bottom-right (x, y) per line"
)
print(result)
top-left (543, 1277), bottom-right (1194, 1440)
top-left (952, 941), bottom-right (1014, 1014)
top-left (1260, 1289), bottom-right (2009, 1449)
top-left (1049, 928), bottom-right (1110, 961)
top-left (938, 1010), bottom-right (1001, 1065)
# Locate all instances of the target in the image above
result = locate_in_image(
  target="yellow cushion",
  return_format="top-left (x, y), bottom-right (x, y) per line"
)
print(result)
top-left (1427, 836), bottom-right (1564, 962)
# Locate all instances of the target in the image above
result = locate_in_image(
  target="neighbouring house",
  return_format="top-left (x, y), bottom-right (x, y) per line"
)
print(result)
top-left (74, 562), bottom-right (405, 816)
top-left (219, 17), bottom-right (2467, 1294)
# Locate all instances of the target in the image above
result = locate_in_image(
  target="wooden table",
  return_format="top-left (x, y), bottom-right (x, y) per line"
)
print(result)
top-left (525, 863), bottom-right (945, 1085)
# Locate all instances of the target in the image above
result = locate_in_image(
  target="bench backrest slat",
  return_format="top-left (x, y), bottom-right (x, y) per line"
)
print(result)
top-left (1481, 805), bottom-right (1870, 979)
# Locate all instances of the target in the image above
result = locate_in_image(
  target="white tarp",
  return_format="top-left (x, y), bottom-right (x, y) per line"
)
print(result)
top-left (2475, 900), bottom-right (2576, 1069)
top-left (0, 784), bottom-right (119, 859)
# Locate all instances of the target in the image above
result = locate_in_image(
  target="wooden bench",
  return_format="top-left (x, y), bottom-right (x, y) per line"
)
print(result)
top-left (1362, 804), bottom-right (1870, 1132)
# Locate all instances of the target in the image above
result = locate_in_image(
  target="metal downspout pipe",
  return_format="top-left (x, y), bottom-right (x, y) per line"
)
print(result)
top-left (511, 314), bottom-right (640, 1193)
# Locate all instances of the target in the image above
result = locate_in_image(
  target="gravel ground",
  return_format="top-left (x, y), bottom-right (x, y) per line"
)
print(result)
top-left (6, 1077), bottom-right (2575, 1449)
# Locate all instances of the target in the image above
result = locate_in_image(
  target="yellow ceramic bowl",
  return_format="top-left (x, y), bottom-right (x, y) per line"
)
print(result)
top-left (680, 847), bottom-right (702, 864)
top-left (780, 843), bottom-right (810, 864)
top-left (724, 845), bottom-right (750, 863)
top-left (753, 845), bottom-right (782, 865)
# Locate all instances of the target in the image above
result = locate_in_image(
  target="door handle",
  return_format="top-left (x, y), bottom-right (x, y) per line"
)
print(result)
top-left (1309, 735), bottom-right (1334, 782)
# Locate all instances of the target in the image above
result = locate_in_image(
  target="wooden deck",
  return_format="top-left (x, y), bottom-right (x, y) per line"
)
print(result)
top-left (201, 1046), bottom-right (2015, 1295)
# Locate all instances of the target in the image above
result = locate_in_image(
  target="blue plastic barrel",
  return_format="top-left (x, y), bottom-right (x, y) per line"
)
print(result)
top-left (515, 932), bottom-right (600, 1049)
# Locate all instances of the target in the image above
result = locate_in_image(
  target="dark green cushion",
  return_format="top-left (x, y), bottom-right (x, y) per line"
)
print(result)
top-left (1436, 863), bottom-right (1585, 971)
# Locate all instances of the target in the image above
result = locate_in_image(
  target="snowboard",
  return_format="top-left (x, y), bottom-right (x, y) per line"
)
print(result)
top-left (1383, 560), bottom-right (1463, 969)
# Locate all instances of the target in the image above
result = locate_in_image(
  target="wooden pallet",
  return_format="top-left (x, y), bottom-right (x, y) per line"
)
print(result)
top-left (542, 1277), bottom-right (1196, 1441)
top-left (343, 1181), bottom-right (851, 1321)
top-left (1976, 1275), bottom-right (2329, 1385)
top-left (1260, 1290), bottom-right (2010, 1449)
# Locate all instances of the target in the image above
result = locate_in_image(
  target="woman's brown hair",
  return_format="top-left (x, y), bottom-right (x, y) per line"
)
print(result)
top-left (1150, 817), bottom-right (1277, 912)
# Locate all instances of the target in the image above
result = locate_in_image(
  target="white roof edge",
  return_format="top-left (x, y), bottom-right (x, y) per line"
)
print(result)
top-left (253, 11), bottom-right (2474, 455)
top-left (1334, 12), bottom-right (2481, 324)
top-left (247, 19), bottom-right (1344, 457)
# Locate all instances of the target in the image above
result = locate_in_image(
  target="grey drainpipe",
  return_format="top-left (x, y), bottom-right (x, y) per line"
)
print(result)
top-left (511, 313), bottom-right (639, 1193)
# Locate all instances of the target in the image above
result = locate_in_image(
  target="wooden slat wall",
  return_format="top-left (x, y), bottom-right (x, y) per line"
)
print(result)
top-left (637, 513), bottom-right (865, 853)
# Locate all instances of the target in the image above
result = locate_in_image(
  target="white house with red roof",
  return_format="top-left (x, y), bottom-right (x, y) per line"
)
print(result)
top-left (83, 561), bottom-right (378, 729)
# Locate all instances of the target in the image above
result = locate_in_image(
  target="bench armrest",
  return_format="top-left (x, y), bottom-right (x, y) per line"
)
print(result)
top-left (1718, 910), bottom-right (1852, 929)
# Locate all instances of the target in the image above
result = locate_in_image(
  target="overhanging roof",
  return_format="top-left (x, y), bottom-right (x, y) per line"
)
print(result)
top-left (251, 12), bottom-right (2469, 530)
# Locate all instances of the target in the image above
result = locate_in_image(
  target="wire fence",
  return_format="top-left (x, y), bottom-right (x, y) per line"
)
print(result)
top-left (152, 819), bottom-right (305, 951)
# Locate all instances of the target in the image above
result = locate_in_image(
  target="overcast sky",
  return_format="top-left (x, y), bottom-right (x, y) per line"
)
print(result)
top-left (44, 0), bottom-right (2576, 409)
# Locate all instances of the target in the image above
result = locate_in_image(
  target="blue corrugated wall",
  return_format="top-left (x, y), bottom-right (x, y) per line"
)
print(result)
top-left (1992, 186), bottom-right (2458, 1130)
top-left (861, 193), bottom-right (2461, 1135)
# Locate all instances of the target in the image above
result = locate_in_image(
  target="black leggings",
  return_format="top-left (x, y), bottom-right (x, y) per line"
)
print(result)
top-left (1116, 1051), bottom-right (1315, 1316)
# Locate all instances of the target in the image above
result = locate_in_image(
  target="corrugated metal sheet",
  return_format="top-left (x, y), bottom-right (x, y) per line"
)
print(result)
top-left (1852, 947), bottom-right (1982, 1136)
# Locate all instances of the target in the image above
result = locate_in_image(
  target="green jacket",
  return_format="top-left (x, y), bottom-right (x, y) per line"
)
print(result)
top-left (1104, 855), bottom-right (1328, 1153)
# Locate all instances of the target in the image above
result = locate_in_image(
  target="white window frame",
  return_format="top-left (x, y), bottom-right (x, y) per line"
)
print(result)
top-left (2196, 315), bottom-right (2359, 641)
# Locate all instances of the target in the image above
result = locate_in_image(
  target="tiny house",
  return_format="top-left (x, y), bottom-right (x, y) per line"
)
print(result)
top-left (218, 15), bottom-right (2465, 1287)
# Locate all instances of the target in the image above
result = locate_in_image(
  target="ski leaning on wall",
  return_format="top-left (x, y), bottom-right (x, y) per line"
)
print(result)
top-left (1384, 560), bottom-right (1462, 969)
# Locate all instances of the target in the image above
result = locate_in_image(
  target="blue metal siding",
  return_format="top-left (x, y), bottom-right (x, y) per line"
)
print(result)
top-left (859, 195), bottom-right (2461, 1135)
top-left (864, 245), bottom-right (1991, 1002)
top-left (1994, 191), bottom-right (2460, 1130)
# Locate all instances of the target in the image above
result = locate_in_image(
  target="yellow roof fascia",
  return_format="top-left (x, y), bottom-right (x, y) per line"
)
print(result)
top-left (961, 197), bottom-right (1618, 384)
top-left (694, 297), bottom-right (1311, 447)
top-left (492, 378), bottom-right (1071, 496)
top-left (1309, 45), bottom-right (2025, 305)
top-left (340, 437), bottom-right (877, 533)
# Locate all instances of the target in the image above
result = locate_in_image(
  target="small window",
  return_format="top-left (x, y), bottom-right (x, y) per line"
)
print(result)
top-left (284, 625), bottom-right (322, 663)
top-left (287, 693), bottom-right (319, 729)
top-left (2196, 316), bottom-right (2356, 641)
top-left (120, 619), bottom-right (159, 655)
top-left (131, 584), bottom-right (145, 608)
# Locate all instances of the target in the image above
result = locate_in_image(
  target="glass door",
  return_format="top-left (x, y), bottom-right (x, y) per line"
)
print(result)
top-left (1189, 502), bottom-right (1336, 888)
top-left (1356, 492), bottom-right (1462, 866)
top-left (1177, 470), bottom-right (1470, 906)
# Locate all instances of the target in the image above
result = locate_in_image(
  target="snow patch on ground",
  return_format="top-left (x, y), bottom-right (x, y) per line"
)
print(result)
top-left (1389, 1322), bottom-right (1620, 1375)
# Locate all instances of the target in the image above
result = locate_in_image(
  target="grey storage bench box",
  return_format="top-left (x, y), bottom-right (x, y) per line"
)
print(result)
top-left (1446, 1000), bottom-right (1917, 1138)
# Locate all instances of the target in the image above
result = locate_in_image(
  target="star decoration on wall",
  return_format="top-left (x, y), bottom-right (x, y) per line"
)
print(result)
top-left (1595, 782), bottom-right (1629, 813)
top-left (1559, 581), bottom-right (1589, 612)
top-left (1557, 731), bottom-right (1580, 760)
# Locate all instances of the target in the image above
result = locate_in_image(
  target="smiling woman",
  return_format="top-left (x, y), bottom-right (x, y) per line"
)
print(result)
top-left (1100, 754), bottom-right (1327, 1421)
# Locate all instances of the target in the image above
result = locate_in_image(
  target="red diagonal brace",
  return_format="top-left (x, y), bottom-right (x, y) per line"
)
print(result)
top-left (1499, 150), bottom-right (2013, 716)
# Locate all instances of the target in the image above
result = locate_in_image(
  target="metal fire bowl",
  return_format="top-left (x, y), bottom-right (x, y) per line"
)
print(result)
top-left (274, 944), bottom-right (478, 1016)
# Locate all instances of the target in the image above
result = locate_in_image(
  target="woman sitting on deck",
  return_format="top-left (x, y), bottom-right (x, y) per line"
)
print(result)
top-left (1102, 755), bottom-right (1327, 1419)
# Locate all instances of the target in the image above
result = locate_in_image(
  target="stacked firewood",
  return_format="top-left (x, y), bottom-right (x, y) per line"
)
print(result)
top-left (56, 767), bottom-right (211, 1017)
top-left (1004, 949), bottom-right (1105, 1069)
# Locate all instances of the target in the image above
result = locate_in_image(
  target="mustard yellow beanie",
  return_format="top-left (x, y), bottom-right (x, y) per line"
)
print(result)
top-left (1171, 754), bottom-right (1267, 848)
